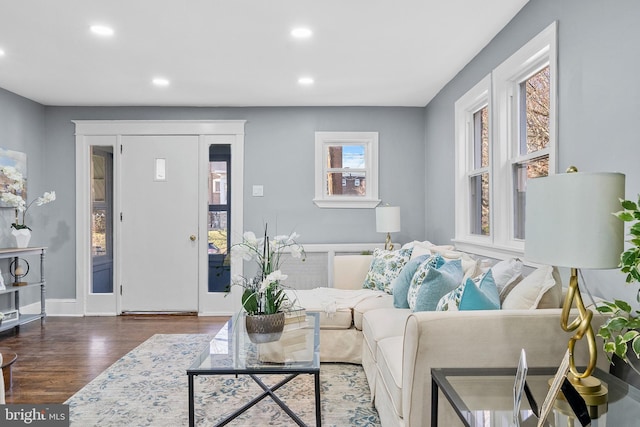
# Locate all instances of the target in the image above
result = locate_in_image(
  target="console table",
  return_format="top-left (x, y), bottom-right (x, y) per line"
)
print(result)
top-left (0, 247), bottom-right (46, 333)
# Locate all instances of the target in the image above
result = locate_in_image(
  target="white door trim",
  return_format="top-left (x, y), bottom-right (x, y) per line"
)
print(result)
top-left (74, 120), bottom-right (246, 316)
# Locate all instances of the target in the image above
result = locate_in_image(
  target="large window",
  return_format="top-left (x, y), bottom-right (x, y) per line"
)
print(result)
top-left (314, 132), bottom-right (379, 208)
top-left (455, 74), bottom-right (492, 247)
top-left (454, 22), bottom-right (557, 258)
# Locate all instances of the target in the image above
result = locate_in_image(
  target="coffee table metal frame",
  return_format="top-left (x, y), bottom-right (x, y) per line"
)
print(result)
top-left (187, 312), bottom-right (321, 427)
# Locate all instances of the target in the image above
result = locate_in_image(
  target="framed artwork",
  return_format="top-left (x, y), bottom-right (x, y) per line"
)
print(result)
top-left (0, 147), bottom-right (27, 207)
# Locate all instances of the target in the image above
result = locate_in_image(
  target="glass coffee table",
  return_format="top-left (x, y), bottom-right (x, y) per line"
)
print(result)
top-left (431, 366), bottom-right (640, 426)
top-left (188, 312), bottom-right (320, 427)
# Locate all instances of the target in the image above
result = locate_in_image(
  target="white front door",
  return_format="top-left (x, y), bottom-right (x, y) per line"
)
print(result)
top-left (120, 135), bottom-right (199, 312)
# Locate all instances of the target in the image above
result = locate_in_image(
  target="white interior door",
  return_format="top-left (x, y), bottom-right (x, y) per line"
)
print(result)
top-left (120, 135), bottom-right (199, 312)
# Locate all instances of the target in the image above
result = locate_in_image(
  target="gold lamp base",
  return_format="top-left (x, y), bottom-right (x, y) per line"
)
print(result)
top-left (552, 373), bottom-right (609, 407)
top-left (553, 383), bottom-right (609, 421)
top-left (384, 233), bottom-right (394, 251)
top-left (554, 267), bottom-right (609, 410)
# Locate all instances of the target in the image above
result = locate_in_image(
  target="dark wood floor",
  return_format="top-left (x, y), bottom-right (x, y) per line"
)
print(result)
top-left (0, 315), bottom-right (229, 404)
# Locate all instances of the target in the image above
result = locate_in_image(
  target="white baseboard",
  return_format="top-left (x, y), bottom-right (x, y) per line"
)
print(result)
top-left (19, 299), bottom-right (83, 317)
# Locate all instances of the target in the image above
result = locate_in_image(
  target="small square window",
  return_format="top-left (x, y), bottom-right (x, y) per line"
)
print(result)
top-left (314, 132), bottom-right (379, 208)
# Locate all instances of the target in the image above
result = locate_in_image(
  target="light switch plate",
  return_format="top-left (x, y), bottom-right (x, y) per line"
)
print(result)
top-left (252, 185), bottom-right (264, 197)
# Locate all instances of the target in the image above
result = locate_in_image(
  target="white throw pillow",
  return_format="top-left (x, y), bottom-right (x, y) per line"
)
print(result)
top-left (404, 240), bottom-right (457, 261)
top-left (488, 258), bottom-right (524, 297)
top-left (408, 241), bottom-right (435, 260)
top-left (501, 265), bottom-right (562, 309)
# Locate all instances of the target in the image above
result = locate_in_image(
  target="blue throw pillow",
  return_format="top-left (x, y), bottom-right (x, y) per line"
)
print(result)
top-left (459, 270), bottom-right (500, 310)
top-left (407, 255), bottom-right (446, 310)
top-left (413, 259), bottom-right (463, 312)
top-left (392, 254), bottom-right (430, 308)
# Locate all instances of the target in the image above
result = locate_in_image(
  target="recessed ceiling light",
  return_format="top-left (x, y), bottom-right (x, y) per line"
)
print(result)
top-left (291, 27), bottom-right (312, 39)
top-left (90, 25), bottom-right (114, 37)
top-left (152, 78), bottom-right (170, 87)
top-left (0, 49), bottom-right (5, 57)
top-left (298, 77), bottom-right (314, 86)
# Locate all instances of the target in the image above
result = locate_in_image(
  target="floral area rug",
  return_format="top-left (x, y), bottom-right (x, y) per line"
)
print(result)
top-left (65, 334), bottom-right (380, 426)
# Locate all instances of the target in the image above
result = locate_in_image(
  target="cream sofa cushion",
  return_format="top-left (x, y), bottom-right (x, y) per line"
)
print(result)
top-left (353, 293), bottom-right (394, 330)
top-left (333, 254), bottom-right (372, 290)
top-left (362, 307), bottom-right (410, 362)
top-left (376, 336), bottom-right (404, 417)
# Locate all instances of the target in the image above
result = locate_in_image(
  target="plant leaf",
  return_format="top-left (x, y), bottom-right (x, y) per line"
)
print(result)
top-left (614, 339), bottom-right (628, 358)
top-left (606, 316), bottom-right (630, 332)
top-left (617, 211), bottom-right (635, 222)
top-left (622, 330), bottom-right (640, 343)
top-left (627, 317), bottom-right (640, 330)
top-left (633, 336), bottom-right (640, 359)
top-left (597, 326), bottom-right (612, 339)
top-left (614, 299), bottom-right (633, 313)
top-left (621, 199), bottom-right (639, 210)
top-left (622, 251), bottom-right (639, 266)
top-left (596, 305), bottom-right (615, 314)
top-left (604, 341), bottom-right (617, 354)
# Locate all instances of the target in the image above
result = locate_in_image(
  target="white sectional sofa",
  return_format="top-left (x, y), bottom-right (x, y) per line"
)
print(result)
top-left (289, 248), bottom-right (609, 427)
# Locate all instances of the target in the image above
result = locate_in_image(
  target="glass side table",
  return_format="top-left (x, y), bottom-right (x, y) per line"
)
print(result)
top-left (431, 367), bottom-right (640, 426)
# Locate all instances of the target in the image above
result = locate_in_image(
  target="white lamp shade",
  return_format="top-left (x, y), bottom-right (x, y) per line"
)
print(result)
top-left (376, 206), bottom-right (401, 233)
top-left (524, 171), bottom-right (625, 269)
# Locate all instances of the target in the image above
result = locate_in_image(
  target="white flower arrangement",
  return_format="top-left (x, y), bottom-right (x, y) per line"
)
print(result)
top-left (0, 166), bottom-right (56, 230)
top-left (229, 225), bottom-right (305, 315)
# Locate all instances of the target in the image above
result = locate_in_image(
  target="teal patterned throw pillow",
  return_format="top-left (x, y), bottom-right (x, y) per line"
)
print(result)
top-left (413, 259), bottom-right (463, 312)
top-left (392, 254), bottom-right (430, 308)
top-left (362, 248), bottom-right (412, 293)
top-left (406, 254), bottom-right (445, 310)
top-left (437, 270), bottom-right (500, 311)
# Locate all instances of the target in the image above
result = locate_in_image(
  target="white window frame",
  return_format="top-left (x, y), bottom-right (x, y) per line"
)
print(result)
top-left (454, 74), bottom-right (492, 248)
top-left (313, 131), bottom-right (380, 209)
top-left (454, 21), bottom-right (557, 259)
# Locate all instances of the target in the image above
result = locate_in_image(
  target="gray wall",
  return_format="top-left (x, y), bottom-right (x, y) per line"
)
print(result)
top-left (39, 106), bottom-right (425, 299)
top-left (424, 0), bottom-right (640, 303)
top-left (4, 0), bottom-right (638, 306)
top-left (0, 87), bottom-right (47, 306)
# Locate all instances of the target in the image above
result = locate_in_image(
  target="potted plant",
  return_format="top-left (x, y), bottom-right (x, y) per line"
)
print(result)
top-left (597, 195), bottom-right (640, 383)
top-left (229, 224), bottom-right (305, 343)
top-left (0, 166), bottom-right (56, 248)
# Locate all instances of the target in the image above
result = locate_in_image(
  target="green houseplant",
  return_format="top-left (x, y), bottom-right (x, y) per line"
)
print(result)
top-left (597, 196), bottom-right (640, 371)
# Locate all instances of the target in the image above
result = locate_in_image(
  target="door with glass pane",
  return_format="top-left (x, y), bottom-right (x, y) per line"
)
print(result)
top-left (208, 145), bottom-right (231, 292)
top-left (91, 148), bottom-right (114, 294)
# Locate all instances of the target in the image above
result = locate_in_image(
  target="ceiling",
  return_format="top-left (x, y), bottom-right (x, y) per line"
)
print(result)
top-left (0, 0), bottom-right (529, 107)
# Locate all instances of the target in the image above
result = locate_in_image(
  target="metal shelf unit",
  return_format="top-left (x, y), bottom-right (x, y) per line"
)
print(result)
top-left (0, 247), bottom-right (46, 333)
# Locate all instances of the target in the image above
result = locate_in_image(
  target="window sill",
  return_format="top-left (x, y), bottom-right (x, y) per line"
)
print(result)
top-left (452, 239), bottom-right (524, 262)
top-left (313, 198), bottom-right (381, 209)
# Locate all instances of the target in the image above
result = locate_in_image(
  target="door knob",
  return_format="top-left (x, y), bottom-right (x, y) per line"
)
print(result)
top-left (190, 235), bottom-right (196, 241)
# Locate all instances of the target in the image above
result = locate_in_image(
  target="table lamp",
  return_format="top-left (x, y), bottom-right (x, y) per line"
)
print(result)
top-left (376, 205), bottom-right (401, 251)
top-left (525, 168), bottom-right (625, 405)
